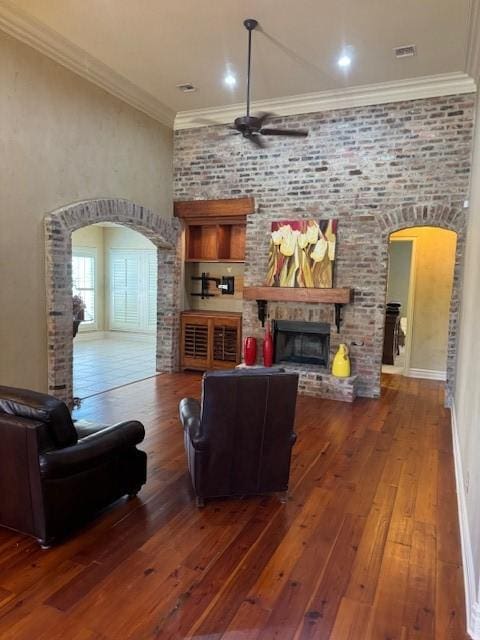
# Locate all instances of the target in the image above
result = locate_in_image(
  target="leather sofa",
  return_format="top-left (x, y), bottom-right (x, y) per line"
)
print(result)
top-left (0, 386), bottom-right (147, 547)
top-left (179, 368), bottom-right (298, 506)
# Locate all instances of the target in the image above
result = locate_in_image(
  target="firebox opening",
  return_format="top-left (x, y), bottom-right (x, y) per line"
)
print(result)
top-left (273, 320), bottom-right (330, 367)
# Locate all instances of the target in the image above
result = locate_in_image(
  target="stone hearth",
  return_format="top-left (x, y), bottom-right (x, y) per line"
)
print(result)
top-left (284, 363), bottom-right (358, 402)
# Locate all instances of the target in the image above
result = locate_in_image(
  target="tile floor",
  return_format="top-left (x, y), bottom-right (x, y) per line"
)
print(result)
top-left (73, 332), bottom-right (157, 398)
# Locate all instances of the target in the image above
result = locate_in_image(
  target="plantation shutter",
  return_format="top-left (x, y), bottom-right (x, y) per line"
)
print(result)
top-left (110, 249), bottom-right (157, 331)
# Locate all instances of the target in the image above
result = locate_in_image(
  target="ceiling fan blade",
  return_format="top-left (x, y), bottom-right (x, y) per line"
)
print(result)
top-left (254, 111), bottom-right (274, 126)
top-left (260, 128), bottom-right (309, 137)
top-left (248, 133), bottom-right (266, 148)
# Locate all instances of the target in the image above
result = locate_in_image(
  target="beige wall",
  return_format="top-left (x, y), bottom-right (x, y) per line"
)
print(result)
top-left (0, 31), bottom-right (172, 392)
top-left (455, 95), bottom-right (480, 603)
top-left (185, 262), bottom-right (244, 313)
top-left (392, 227), bottom-right (457, 373)
top-left (103, 226), bottom-right (155, 251)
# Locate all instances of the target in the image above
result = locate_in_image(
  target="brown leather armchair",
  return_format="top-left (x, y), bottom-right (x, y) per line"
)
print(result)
top-left (179, 369), bottom-right (298, 506)
top-left (0, 386), bottom-right (147, 547)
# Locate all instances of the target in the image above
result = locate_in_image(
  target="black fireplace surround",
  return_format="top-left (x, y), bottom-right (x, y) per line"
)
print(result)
top-left (273, 320), bottom-right (330, 367)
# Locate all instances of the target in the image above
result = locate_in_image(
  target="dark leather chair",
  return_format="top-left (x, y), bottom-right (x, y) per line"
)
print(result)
top-left (179, 369), bottom-right (298, 506)
top-left (0, 386), bottom-right (147, 547)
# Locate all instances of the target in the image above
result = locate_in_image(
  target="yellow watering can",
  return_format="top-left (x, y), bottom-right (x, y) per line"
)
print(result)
top-left (332, 343), bottom-right (351, 378)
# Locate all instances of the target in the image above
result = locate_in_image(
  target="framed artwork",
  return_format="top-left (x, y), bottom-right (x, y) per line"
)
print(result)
top-left (266, 219), bottom-right (337, 288)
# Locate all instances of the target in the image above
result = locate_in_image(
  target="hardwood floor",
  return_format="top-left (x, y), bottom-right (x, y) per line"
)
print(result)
top-left (0, 373), bottom-right (468, 639)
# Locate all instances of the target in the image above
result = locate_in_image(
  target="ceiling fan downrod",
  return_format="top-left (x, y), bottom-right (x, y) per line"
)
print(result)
top-left (243, 19), bottom-right (258, 118)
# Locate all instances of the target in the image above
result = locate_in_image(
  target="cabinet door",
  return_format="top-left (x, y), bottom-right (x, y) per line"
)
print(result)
top-left (181, 316), bottom-right (211, 370)
top-left (211, 317), bottom-right (241, 369)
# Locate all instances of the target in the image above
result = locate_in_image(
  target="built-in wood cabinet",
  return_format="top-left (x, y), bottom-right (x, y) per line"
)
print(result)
top-left (175, 198), bottom-right (252, 370)
top-left (174, 197), bottom-right (253, 263)
top-left (186, 222), bottom-right (246, 262)
top-left (180, 311), bottom-right (242, 371)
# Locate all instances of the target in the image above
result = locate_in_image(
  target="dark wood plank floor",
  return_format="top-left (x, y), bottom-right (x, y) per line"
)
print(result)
top-left (0, 373), bottom-right (468, 639)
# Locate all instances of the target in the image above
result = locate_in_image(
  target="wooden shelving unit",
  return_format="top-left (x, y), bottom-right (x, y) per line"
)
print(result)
top-left (175, 198), bottom-right (254, 370)
top-left (175, 197), bottom-right (253, 263)
top-left (185, 223), bottom-right (246, 262)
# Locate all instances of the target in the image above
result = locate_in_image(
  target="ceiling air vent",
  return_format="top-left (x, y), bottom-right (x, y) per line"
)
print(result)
top-left (394, 44), bottom-right (417, 58)
top-left (177, 82), bottom-right (197, 93)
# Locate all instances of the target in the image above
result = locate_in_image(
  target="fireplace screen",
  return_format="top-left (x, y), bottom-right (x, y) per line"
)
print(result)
top-left (273, 320), bottom-right (330, 367)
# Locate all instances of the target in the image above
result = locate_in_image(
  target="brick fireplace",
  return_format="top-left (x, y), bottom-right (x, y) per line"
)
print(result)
top-left (272, 319), bottom-right (358, 402)
top-left (273, 320), bottom-right (330, 367)
top-left (174, 94), bottom-right (474, 402)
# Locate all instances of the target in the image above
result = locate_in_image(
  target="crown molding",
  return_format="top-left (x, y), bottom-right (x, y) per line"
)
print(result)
top-left (0, 0), bottom-right (175, 127)
top-left (174, 72), bottom-right (476, 130)
top-left (466, 0), bottom-right (480, 81)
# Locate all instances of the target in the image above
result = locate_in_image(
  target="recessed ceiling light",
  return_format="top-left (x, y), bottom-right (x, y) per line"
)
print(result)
top-left (338, 54), bottom-right (352, 68)
top-left (224, 73), bottom-right (237, 87)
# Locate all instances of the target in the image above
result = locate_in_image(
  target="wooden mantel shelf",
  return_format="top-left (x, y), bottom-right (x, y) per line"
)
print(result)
top-left (243, 287), bottom-right (353, 304)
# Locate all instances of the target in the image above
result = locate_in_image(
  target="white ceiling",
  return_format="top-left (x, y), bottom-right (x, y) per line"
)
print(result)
top-left (1, 0), bottom-right (475, 122)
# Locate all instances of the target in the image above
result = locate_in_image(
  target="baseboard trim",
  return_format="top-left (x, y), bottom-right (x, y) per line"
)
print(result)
top-left (406, 367), bottom-right (447, 381)
top-left (451, 399), bottom-right (480, 639)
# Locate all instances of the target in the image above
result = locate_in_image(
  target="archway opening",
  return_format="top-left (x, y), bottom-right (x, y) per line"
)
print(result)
top-left (45, 199), bottom-right (180, 405)
top-left (72, 222), bottom-right (158, 399)
top-left (382, 226), bottom-right (457, 388)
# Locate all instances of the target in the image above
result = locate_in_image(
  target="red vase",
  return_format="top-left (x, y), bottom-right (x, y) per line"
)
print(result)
top-left (244, 337), bottom-right (257, 366)
top-left (263, 321), bottom-right (274, 367)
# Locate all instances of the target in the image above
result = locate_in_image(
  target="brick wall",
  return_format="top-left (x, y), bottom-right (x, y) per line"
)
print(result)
top-left (174, 95), bottom-right (474, 399)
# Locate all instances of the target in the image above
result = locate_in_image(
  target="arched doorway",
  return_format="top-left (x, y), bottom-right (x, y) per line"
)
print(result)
top-left (72, 222), bottom-right (160, 399)
top-left (377, 204), bottom-right (466, 405)
top-left (44, 198), bottom-right (181, 405)
top-left (382, 227), bottom-right (457, 382)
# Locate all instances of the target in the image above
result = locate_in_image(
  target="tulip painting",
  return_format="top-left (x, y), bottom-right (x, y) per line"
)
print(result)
top-left (267, 219), bottom-right (337, 288)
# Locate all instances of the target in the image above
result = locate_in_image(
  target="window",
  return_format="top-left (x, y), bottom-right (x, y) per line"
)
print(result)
top-left (72, 249), bottom-right (96, 327)
top-left (109, 249), bottom-right (157, 332)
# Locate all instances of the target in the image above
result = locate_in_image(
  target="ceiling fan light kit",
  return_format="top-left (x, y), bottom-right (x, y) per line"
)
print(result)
top-left (227, 18), bottom-right (309, 146)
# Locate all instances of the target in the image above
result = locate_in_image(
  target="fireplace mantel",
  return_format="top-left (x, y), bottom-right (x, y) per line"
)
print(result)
top-left (243, 287), bottom-right (352, 304)
top-left (243, 287), bottom-right (353, 332)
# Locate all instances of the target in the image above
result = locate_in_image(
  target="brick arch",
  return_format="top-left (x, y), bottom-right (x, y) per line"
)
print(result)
top-left (376, 203), bottom-right (466, 404)
top-left (44, 198), bottom-right (181, 404)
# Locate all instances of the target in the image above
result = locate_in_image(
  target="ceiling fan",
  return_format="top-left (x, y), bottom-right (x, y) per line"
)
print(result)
top-left (227, 19), bottom-right (309, 147)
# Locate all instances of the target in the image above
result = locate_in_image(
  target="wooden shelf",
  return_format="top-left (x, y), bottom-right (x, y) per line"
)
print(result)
top-left (174, 197), bottom-right (254, 220)
top-left (243, 287), bottom-right (353, 304)
top-left (185, 258), bottom-right (245, 264)
top-left (174, 198), bottom-right (253, 263)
